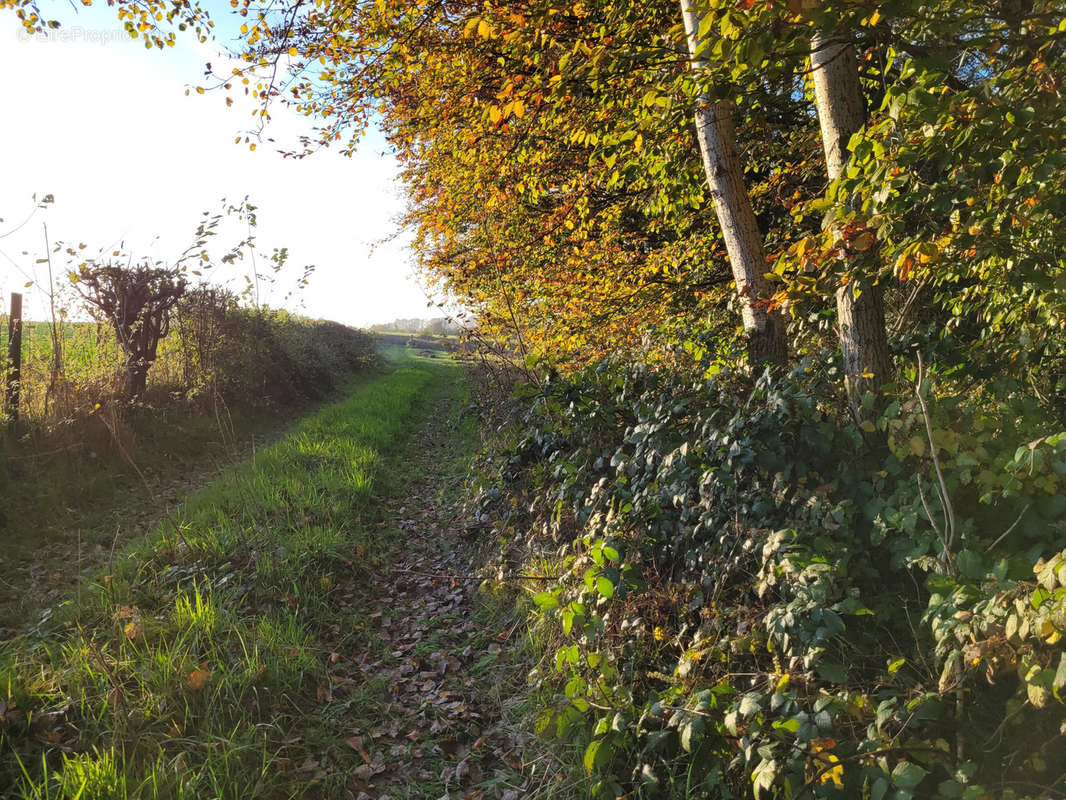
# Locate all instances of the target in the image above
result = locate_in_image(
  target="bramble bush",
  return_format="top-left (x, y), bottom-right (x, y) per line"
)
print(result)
top-left (477, 350), bottom-right (1066, 798)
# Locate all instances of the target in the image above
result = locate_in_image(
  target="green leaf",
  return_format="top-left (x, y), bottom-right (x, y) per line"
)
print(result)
top-left (892, 761), bottom-right (928, 791)
top-left (533, 592), bottom-right (559, 610)
top-left (696, 12), bottom-right (714, 40)
top-left (753, 758), bottom-right (777, 793)
top-left (738, 693), bottom-right (761, 716)
top-left (595, 576), bottom-right (614, 598)
top-left (772, 717), bottom-right (800, 733)
top-left (938, 779), bottom-right (965, 798)
top-left (562, 610), bottom-right (574, 636)
top-left (1053, 653), bottom-right (1066, 702)
top-left (583, 738), bottom-right (609, 773)
top-left (679, 716), bottom-right (704, 752)
top-left (955, 549), bottom-right (984, 581)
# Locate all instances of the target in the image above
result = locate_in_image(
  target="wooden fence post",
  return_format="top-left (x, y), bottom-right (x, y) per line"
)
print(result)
top-left (6, 292), bottom-right (22, 427)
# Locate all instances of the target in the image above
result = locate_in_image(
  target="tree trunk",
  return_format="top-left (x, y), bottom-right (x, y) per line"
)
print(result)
top-left (810, 32), bottom-right (892, 410)
top-left (125, 360), bottom-right (149, 400)
top-left (837, 280), bottom-right (890, 396)
top-left (681, 0), bottom-right (787, 368)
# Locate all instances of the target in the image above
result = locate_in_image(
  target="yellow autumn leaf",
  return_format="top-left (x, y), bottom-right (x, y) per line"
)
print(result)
top-left (918, 242), bottom-right (939, 263)
top-left (1041, 619), bottom-right (1061, 643)
top-left (186, 668), bottom-right (211, 691)
top-left (820, 754), bottom-right (844, 788)
top-left (477, 17), bottom-right (493, 38)
top-left (895, 252), bottom-right (914, 281)
top-left (288, 46), bottom-right (298, 57)
top-left (809, 738), bottom-right (843, 788)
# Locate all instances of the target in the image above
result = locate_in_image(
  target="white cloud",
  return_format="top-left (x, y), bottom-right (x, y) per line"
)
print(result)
top-left (0, 9), bottom-right (436, 327)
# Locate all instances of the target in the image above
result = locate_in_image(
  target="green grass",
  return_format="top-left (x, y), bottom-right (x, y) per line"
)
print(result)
top-left (0, 373), bottom-right (379, 628)
top-left (0, 352), bottom-right (472, 799)
top-left (373, 330), bottom-right (468, 358)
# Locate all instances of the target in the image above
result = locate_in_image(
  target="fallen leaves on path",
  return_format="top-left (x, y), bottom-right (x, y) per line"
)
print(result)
top-left (310, 398), bottom-right (537, 799)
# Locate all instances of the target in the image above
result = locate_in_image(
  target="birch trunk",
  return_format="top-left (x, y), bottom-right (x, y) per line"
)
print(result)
top-left (681, 0), bottom-right (787, 368)
top-left (811, 32), bottom-right (891, 410)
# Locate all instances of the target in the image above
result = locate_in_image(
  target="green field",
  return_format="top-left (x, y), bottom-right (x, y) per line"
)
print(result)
top-left (373, 330), bottom-right (465, 358)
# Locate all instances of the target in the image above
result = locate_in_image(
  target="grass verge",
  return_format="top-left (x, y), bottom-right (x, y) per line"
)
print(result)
top-left (0, 366), bottom-right (381, 629)
top-left (0, 352), bottom-right (463, 799)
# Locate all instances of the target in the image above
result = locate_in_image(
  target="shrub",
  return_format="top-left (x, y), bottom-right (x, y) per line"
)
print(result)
top-left (480, 353), bottom-right (1066, 798)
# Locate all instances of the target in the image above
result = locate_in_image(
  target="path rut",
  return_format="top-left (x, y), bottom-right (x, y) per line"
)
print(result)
top-left (322, 389), bottom-right (535, 800)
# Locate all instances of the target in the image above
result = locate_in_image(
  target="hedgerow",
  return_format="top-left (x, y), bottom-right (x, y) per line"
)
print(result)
top-left (477, 351), bottom-right (1066, 798)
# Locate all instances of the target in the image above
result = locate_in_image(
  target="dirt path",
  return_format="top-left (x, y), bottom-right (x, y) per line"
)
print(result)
top-left (326, 389), bottom-right (538, 800)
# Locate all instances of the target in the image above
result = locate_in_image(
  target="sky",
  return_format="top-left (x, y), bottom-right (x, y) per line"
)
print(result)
top-left (0, 1), bottom-right (438, 327)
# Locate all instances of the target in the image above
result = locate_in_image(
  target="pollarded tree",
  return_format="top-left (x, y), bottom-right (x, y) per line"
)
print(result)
top-left (73, 263), bottom-right (187, 400)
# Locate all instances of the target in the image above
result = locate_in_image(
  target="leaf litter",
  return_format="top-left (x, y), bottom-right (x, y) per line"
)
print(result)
top-left (314, 392), bottom-right (535, 800)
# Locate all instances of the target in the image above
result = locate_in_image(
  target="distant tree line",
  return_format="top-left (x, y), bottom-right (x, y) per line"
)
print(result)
top-left (370, 317), bottom-right (461, 335)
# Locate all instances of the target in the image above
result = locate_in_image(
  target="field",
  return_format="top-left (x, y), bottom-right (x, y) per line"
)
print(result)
top-left (372, 330), bottom-right (464, 358)
top-left (0, 320), bottom-right (120, 420)
top-left (0, 305), bottom-right (378, 630)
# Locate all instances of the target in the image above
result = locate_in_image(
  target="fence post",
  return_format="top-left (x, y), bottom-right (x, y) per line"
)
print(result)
top-left (6, 292), bottom-right (22, 427)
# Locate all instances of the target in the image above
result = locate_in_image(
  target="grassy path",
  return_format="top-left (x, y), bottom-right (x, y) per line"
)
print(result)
top-left (329, 365), bottom-right (532, 800)
top-left (0, 351), bottom-right (539, 799)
